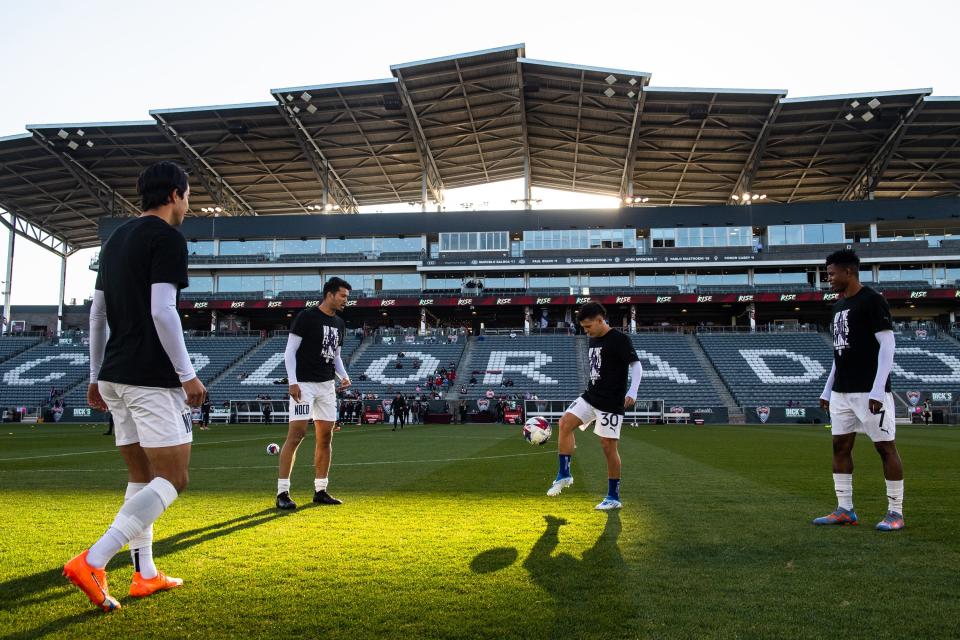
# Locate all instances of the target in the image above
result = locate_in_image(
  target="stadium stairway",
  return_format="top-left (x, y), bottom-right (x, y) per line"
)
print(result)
top-left (688, 334), bottom-right (744, 423)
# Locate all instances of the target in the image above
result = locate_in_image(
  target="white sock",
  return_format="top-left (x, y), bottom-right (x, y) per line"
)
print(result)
top-left (833, 473), bottom-right (854, 511)
top-left (885, 479), bottom-right (904, 515)
top-left (314, 478), bottom-right (329, 492)
top-left (277, 478), bottom-right (291, 495)
top-left (124, 483), bottom-right (158, 579)
top-left (87, 477), bottom-right (178, 569)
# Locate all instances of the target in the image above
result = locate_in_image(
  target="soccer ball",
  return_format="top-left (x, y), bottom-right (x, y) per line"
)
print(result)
top-left (523, 416), bottom-right (552, 445)
top-left (266, 443), bottom-right (280, 455)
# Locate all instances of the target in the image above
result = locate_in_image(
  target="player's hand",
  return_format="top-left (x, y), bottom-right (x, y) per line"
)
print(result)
top-left (869, 399), bottom-right (883, 414)
top-left (819, 398), bottom-right (830, 411)
top-left (624, 396), bottom-right (636, 409)
top-left (339, 377), bottom-right (352, 391)
top-left (182, 376), bottom-right (206, 407)
top-left (87, 383), bottom-right (107, 411)
top-left (289, 383), bottom-right (302, 403)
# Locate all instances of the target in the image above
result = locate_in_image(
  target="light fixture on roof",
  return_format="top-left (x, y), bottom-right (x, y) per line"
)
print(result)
top-left (850, 100), bottom-right (860, 108)
top-left (324, 203), bottom-right (335, 211)
top-left (603, 87), bottom-right (616, 98)
top-left (605, 74), bottom-right (617, 85)
top-left (57, 129), bottom-right (68, 139)
top-left (306, 104), bottom-right (318, 114)
top-left (67, 141), bottom-right (79, 151)
top-left (845, 113), bottom-right (854, 121)
top-left (868, 98), bottom-right (881, 109)
top-left (214, 207), bottom-right (223, 213)
top-left (862, 111), bottom-right (874, 122)
top-left (86, 141), bottom-right (94, 147)
top-left (300, 92), bottom-right (312, 102)
top-left (76, 129), bottom-right (85, 137)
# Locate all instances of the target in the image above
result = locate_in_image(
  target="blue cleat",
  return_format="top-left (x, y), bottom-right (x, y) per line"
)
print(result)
top-left (875, 511), bottom-right (905, 531)
top-left (812, 507), bottom-right (858, 526)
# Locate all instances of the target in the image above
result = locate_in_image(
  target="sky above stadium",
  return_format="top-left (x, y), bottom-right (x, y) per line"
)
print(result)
top-left (1, 0), bottom-right (958, 306)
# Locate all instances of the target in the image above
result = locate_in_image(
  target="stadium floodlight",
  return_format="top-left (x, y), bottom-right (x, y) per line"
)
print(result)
top-left (752, 194), bottom-right (760, 201)
top-left (862, 111), bottom-right (874, 122)
top-left (640, 197), bottom-right (649, 203)
top-left (624, 196), bottom-right (634, 204)
top-left (324, 203), bottom-right (335, 211)
top-left (759, 194), bottom-right (766, 200)
top-left (731, 194), bottom-right (740, 201)
top-left (743, 192), bottom-right (751, 200)
top-left (868, 98), bottom-right (881, 109)
top-left (214, 207), bottom-right (223, 213)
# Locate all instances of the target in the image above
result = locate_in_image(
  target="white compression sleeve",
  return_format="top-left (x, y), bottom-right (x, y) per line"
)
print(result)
top-left (284, 334), bottom-right (302, 385)
top-left (821, 361), bottom-right (836, 401)
top-left (150, 283), bottom-right (196, 383)
top-left (626, 360), bottom-right (643, 399)
top-left (89, 290), bottom-right (107, 383)
top-left (870, 330), bottom-right (896, 403)
top-left (334, 347), bottom-right (348, 380)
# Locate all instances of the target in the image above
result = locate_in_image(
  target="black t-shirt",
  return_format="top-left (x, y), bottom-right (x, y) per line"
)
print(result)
top-left (290, 308), bottom-right (346, 383)
top-left (582, 328), bottom-right (640, 414)
top-left (96, 216), bottom-right (189, 388)
top-left (831, 286), bottom-right (894, 394)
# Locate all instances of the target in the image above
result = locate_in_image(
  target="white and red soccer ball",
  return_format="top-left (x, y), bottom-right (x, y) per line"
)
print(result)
top-left (523, 416), bottom-right (552, 445)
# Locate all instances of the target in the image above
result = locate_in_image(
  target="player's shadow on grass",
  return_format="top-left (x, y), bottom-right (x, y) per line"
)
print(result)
top-left (0, 507), bottom-right (288, 637)
top-left (471, 512), bottom-right (629, 637)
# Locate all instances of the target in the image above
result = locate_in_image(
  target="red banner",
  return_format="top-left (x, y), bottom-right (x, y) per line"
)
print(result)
top-left (180, 288), bottom-right (957, 311)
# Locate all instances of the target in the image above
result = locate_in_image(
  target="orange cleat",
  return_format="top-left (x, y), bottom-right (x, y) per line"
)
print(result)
top-left (129, 571), bottom-right (184, 598)
top-left (62, 550), bottom-right (121, 612)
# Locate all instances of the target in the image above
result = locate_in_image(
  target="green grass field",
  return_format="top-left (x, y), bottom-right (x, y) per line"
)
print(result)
top-left (1, 421), bottom-right (958, 639)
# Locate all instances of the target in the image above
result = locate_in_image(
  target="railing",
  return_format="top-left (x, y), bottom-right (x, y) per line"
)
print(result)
top-left (695, 323), bottom-right (822, 334)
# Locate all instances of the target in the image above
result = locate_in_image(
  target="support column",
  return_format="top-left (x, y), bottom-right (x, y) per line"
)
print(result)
top-left (421, 174), bottom-right (428, 213)
top-left (950, 311), bottom-right (956, 324)
top-left (629, 304), bottom-right (637, 333)
top-left (419, 307), bottom-right (427, 336)
top-left (210, 309), bottom-right (219, 333)
top-left (748, 303), bottom-right (756, 332)
top-left (3, 216), bottom-right (15, 335)
top-left (522, 163), bottom-right (532, 211)
top-left (321, 164), bottom-right (330, 210)
top-left (869, 223), bottom-right (878, 242)
top-left (524, 306), bottom-right (532, 335)
top-left (57, 254), bottom-right (67, 334)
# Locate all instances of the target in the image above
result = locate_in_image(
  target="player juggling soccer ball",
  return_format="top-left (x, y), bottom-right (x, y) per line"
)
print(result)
top-left (275, 277), bottom-right (352, 510)
top-left (816, 249), bottom-right (905, 531)
top-left (65, 161), bottom-right (206, 611)
top-left (547, 302), bottom-right (642, 510)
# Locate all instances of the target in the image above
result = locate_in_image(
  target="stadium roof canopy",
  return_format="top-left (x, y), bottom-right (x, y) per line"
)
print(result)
top-left (0, 43), bottom-right (959, 253)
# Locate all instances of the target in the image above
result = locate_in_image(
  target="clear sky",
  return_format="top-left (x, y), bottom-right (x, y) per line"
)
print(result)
top-left (1, 0), bottom-right (957, 306)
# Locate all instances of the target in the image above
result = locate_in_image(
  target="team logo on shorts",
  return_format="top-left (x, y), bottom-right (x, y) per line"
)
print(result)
top-left (907, 391), bottom-right (921, 406)
top-left (756, 406), bottom-right (770, 424)
top-left (477, 399), bottom-right (490, 411)
top-left (293, 404), bottom-right (310, 417)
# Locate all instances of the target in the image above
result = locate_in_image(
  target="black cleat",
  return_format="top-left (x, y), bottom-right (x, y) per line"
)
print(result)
top-left (313, 490), bottom-right (343, 505)
top-left (275, 491), bottom-right (297, 510)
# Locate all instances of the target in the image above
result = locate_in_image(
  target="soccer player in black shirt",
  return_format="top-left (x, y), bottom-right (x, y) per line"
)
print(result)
top-left (275, 277), bottom-right (351, 510)
top-left (64, 161), bottom-right (206, 612)
top-left (547, 303), bottom-right (642, 510)
top-left (816, 249), bottom-right (904, 531)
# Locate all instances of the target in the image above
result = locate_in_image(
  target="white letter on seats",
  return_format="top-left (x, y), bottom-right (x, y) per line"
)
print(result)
top-left (738, 349), bottom-right (826, 384)
top-left (482, 351), bottom-right (557, 385)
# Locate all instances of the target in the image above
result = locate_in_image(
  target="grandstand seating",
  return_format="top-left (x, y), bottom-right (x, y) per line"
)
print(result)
top-left (208, 333), bottom-right (362, 401)
top-left (349, 339), bottom-right (465, 396)
top-left (629, 334), bottom-right (722, 406)
top-left (0, 342), bottom-right (91, 409)
top-left (0, 336), bottom-right (42, 364)
top-left (888, 334), bottom-right (960, 396)
top-left (696, 332), bottom-right (833, 407)
top-left (460, 335), bottom-right (584, 400)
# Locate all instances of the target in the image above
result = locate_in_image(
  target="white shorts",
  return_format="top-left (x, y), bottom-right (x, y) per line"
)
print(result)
top-left (98, 381), bottom-right (192, 449)
top-left (289, 380), bottom-right (337, 423)
top-left (565, 397), bottom-right (624, 440)
top-left (830, 392), bottom-right (896, 442)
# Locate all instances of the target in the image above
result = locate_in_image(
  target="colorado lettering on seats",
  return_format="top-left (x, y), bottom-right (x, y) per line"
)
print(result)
top-left (458, 298), bottom-right (473, 306)
top-left (192, 302), bottom-right (208, 309)
top-left (419, 299), bottom-right (434, 306)
top-left (496, 298), bottom-right (512, 305)
top-left (697, 296), bottom-right (712, 303)
top-left (910, 291), bottom-right (927, 298)
top-left (616, 296), bottom-right (632, 304)
top-left (656, 296), bottom-right (672, 303)
top-left (231, 301), bottom-right (246, 308)
top-left (536, 297), bottom-right (551, 305)
top-left (267, 301), bottom-right (282, 308)
top-left (780, 294), bottom-right (797, 302)
top-left (737, 295), bottom-right (753, 302)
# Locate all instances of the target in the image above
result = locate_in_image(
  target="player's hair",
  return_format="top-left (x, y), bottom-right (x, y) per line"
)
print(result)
top-left (323, 277), bottom-right (352, 298)
top-left (577, 301), bottom-right (607, 321)
top-left (825, 248), bottom-right (860, 270)
top-left (137, 161), bottom-right (189, 211)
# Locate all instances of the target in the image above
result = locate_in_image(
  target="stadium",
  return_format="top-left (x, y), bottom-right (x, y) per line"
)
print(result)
top-left (1, 43), bottom-right (959, 639)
